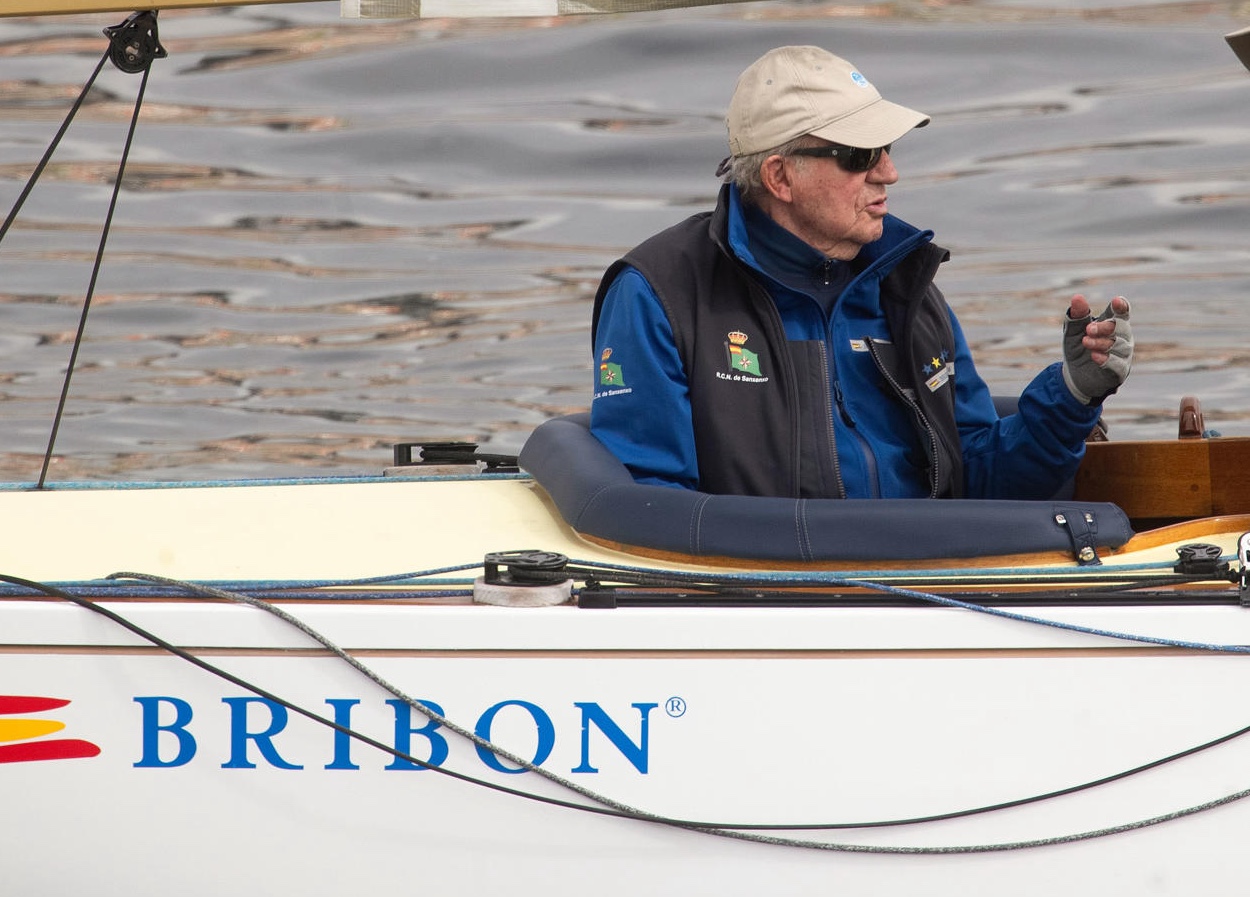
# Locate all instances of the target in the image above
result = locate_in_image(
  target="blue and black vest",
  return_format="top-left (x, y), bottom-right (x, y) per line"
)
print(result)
top-left (592, 187), bottom-right (965, 499)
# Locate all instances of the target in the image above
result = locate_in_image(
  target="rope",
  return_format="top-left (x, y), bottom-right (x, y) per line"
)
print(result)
top-left (108, 571), bottom-right (710, 836)
top-left (93, 568), bottom-right (1250, 853)
top-left (566, 557), bottom-right (1250, 653)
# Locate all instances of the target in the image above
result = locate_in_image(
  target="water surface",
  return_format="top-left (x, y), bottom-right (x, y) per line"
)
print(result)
top-left (1, 0), bottom-right (1248, 480)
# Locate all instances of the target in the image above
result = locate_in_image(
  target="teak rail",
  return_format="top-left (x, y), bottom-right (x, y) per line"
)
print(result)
top-left (1073, 397), bottom-right (1250, 528)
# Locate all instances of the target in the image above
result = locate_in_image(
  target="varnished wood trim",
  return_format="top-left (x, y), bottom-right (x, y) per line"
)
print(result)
top-left (1107, 514), bottom-right (1250, 554)
top-left (1075, 437), bottom-right (1250, 521)
top-left (581, 534), bottom-right (1080, 572)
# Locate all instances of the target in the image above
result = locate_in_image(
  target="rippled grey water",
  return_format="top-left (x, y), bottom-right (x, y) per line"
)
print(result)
top-left (1, 0), bottom-right (1248, 481)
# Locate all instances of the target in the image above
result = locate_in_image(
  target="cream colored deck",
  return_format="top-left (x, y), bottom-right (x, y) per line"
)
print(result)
top-left (1, 475), bottom-right (1245, 586)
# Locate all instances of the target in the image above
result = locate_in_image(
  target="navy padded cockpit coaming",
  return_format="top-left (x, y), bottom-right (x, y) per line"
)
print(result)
top-left (518, 414), bottom-right (1133, 562)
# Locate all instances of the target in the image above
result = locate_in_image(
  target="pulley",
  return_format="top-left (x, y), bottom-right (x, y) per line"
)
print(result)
top-left (103, 11), bottom-right (167, 75)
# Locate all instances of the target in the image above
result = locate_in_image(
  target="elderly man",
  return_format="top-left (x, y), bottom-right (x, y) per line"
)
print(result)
top-left (589, 45), bottom-right (1133, 500)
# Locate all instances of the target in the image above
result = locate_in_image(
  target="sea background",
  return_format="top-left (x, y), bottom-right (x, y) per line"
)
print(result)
top-left (1, 0), bottom-right (1248, 482)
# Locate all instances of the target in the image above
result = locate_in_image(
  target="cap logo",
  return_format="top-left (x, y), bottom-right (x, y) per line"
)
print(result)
top-left (850, 71), bottom-right (870, 88)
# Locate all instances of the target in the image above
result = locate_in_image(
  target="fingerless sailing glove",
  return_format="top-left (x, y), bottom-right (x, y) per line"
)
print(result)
top-left (1061, 300), bottom-right (1133, 405)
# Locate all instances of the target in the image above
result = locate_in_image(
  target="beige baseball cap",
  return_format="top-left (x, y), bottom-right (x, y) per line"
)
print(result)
top-left (1228, 26), bottom-right (1250, 72)
top-left (726, 46), bottom-right (930, 156)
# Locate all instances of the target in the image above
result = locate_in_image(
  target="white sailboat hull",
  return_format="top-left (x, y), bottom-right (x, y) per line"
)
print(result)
top-left (3, 474), bottom-right (1249, 894)
top-left (9, 605), bottom-right (1250, 894)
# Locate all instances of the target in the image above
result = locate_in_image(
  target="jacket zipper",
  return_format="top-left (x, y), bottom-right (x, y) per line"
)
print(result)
top-left (865, 337), bottom-right (942, 499)
top-left (816, 345), bottom-right (847, 499)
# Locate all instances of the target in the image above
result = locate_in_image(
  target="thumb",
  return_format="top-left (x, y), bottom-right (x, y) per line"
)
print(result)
top-left (1095, 296), bottom-right (1131, 323)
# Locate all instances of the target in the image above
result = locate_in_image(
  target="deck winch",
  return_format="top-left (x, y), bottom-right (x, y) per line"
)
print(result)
top-left (473, 550), bottom-right (572, 607)
top-left (1173, 542), bottom-right (1227, 577)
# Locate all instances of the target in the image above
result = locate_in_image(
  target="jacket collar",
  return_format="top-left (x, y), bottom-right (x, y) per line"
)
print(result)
top-left (712, 182), bottom-right (936, 283)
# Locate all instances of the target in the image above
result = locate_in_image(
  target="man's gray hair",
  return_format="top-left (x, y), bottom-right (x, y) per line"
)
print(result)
top-left (722, 135), bottom-right (825, 203)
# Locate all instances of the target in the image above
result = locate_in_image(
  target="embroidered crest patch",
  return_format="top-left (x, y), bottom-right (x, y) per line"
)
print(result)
top-left (599, 347), bottom-right (626, 387)
top-left (724, 330), bottom-right (764, 378)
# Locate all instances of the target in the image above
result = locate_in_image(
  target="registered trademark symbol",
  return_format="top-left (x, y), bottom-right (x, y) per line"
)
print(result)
top-left (665, 696), bottom-right (686, 718)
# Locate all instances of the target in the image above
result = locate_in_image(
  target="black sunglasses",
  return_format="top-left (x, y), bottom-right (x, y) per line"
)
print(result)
top-left (787, 143), bottom-right (892, 173)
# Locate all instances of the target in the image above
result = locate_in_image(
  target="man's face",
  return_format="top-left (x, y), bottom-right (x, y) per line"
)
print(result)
top-left (767, 143), bottom-right (899, 260)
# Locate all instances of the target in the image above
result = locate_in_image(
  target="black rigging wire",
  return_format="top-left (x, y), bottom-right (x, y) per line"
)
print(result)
top-left (38, 47), bottom-right (157, 488)
top-left (0, 15), bottom-right (164, 488)
top-left (0, 54), bottom-right (109, 247)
